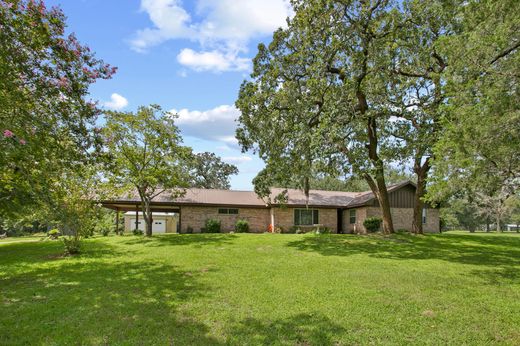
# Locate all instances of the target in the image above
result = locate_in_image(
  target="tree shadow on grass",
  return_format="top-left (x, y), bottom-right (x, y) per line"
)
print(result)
top-left (286, 233), bottom-right (520, 284)
top-left (0, 259), bottom-right (220, 345)
top-left (227, 313), bottom-right (346, 345)
top-left (120, 233), bottom-right (238, 248)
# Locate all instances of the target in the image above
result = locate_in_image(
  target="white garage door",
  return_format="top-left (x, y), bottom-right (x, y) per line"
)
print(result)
top-left (130, 219), bottom-right (166, 233)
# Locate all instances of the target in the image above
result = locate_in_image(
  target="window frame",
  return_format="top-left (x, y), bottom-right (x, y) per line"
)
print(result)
top-left (218, 208), bottom-right (239, 215)
top-left (349, 209), bottom-right (356, 224)
top-left (294, 208), bottom-right (319, 226)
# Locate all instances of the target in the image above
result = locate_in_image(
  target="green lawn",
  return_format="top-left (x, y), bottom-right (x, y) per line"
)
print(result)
top-left (1, 232), bottom-right (519, 345)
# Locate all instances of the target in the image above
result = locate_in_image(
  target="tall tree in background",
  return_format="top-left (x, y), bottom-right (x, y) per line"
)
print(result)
top-left (428, 0), bottom-right (520, 231)
top-left (191, 152), bottom-right (238, 189)
top-left (237, 0), bottom-right (401, 234)
top-left (0, 0), bottom-right (116, 217)
top-left (103, 106), bottom-right (192, 237)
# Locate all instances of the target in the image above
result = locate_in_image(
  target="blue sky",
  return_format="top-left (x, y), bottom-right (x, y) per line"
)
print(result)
top-left (46, 0), bottom-right (293, 190)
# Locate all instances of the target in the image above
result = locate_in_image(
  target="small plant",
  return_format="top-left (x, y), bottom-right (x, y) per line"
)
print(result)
top-left (186, 226), bottom-right (193, 234)
top-left (132, 228), bottom-right (144, 236)
top-left (101, 229), bottom-right (110, 237)
top-left (396, 228), bottom-right (409, 234)
top-left (295, 228), bottom-right (304, 234)
top-left (63, 237), bottom-right (81, 255)
top-left (47, 229), bottom-right (60, 239)
top-left (314, 226), bottom-right (331, 234)
top-left (363, 217), bottom-right (382, 233)
top-left (288, 226), bottom-right (300, 234)
top-left (273, 226), bottom-right (284, 233)
top-left (235, 219), bottom-right (249, 233)
top-left (204, 219), bottom-right (221, 233)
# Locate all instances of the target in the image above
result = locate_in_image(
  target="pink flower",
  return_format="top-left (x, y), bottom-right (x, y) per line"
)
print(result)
top-left (57, 76), bottom-right (69, 88)
top-left (3, 129), bottom-right (14, 138)
top-left (19, 139), bottom-right (26, 145)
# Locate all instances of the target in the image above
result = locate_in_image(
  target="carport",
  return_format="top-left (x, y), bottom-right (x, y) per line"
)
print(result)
top-left (99, 200), bottom-right (180, 234)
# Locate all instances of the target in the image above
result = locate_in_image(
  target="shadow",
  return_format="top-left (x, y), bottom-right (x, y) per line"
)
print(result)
top-left (0, 257), bottom-right (220, 344)
top-left (227, 313), bottom-right (346, 345)
top-left (286, 233), bottom-right (520, 284)
top-left (120, 233), bottom-right (238, 248)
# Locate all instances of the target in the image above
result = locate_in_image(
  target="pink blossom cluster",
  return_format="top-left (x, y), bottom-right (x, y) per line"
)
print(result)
top-left (3, 129), bottom-right (26, 145)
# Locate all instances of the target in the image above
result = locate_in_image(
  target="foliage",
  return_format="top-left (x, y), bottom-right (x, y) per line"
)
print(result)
top-left (204, 219), bottom-right (221, 233)
top-left (132, 229), bottom-right (144, 236)
top-left (103, 105), bottom-right (193, 236)
top-left (62, 236), bottom-right (81, 255)
top-left (186, 226), bottom-right (194, 234)
top-left (47, 229), bottom-right (60, 239)
top-left (234, 219), bottom-right (249, 233)
top-left (190, 152), bottom-right (238, 189)
top-left (0, 0), bottom-right (115, 216)
top-left (363, 217), bottom-right (382, 233)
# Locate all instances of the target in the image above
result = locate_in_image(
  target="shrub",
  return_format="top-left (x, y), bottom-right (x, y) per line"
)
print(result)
top-left (186, 226), bottom-right (193, 234)
top-left (295, 228), bottom-right (304, 234)
top-left (396, 228), bottom-right (409, 234)
top-left (48, 229), bottom-right (60, 239)
top-left (287, 226), bottom-right (300, 234)
top-left (204, 219), bottom-right (221, 233)
top-left (273, 226), bottom-right (284, 233)
top-left (235, 219), bottom-right (249, 233)
top-left (101, 229), bottom-right (110, 236)
top-left (363, 217), bottom-right (382, 233)
top-left (63, 237), bottom-right (81, 255)
top-left (132, 228), bottom-right (144, 236)
top-left (313, 226), bottom-right (331, 234)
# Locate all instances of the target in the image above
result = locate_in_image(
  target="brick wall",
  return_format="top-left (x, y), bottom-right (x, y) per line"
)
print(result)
top-left (179, 206), bottom-right (270, 233)
top-left (344, 207), bottom-right (439, 233)
top-left (273, 207), bottom-right (338, 233)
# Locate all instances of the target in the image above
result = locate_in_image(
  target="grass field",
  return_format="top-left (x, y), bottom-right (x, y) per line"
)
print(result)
top-left (1, 232), bottom-right (519, 345)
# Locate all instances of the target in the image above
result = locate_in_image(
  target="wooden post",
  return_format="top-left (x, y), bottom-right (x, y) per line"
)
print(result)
top-left (135, 207), bottom-right (139, 231)
top-left (116, 208), bottom-right (120, 235)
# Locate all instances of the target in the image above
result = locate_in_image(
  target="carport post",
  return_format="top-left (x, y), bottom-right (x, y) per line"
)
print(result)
top-left (115, 208), bottom-right (120, 235)
top-left (135, 206), bottom-right (138, 231)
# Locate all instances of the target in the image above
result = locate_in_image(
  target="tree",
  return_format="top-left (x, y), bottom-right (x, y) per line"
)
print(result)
top-left (190, 152), bottom-right (238, 189)
top-left (427, 0), bottom-right (520, 230)
top-left (387, 0), bottom-right (457, 234)
top-left (0, 0), bottom-right (116, 216)
top-left (237, 0), bottom-right (402, 234)
top-left (103, 105), bottom-right (192, 237)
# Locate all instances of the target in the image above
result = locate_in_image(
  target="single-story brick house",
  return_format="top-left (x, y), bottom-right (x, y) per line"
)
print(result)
top-left (101, 181), bottom-right (440, 233)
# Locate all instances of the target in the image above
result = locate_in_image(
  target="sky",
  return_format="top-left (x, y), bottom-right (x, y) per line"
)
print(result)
top-left (45, 0), bottom-right (294, 190)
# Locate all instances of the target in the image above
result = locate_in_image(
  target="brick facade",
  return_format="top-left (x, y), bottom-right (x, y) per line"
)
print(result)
top-left (343, 207), bottom-right (439, 233)
top-left (179, 206), bottom-right (270, 233)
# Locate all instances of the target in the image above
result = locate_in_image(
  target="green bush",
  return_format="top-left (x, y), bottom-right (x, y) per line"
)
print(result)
top-left (101, 229), bottom-right (110, 236)
top-left (48, 229), bottom-right (60, 239)
top-left (132, 229), bottom-right (144, 236)
top-left (63, 237), bottom-right (81, 255)
top-left (204, 219), bottom-right (221, 233)
top-left (363, 217), bottom-right (382, 233)
top-left (235, 219), bottom-right (249, 233)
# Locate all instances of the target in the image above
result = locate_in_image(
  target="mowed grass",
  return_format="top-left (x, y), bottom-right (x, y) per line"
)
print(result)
top-left (1, 232), bottom-right (519, 345)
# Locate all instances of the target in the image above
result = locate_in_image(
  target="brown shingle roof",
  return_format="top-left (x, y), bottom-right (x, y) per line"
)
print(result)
top-left (104, 181), bottom-right (416, 208)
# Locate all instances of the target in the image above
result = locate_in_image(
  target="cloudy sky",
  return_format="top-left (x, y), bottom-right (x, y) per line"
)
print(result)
top-left (47, 0), bottom-right (293, 190)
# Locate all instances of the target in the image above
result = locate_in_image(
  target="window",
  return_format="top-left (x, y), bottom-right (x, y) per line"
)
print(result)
top-left (349, 209), bottom-right (356, 224)
top-left (294, 209), bottom-right (319, 226)
top-left (218, 208), bottom-right (239, 215)
top-left (422, 208), bottom-right (427, 224)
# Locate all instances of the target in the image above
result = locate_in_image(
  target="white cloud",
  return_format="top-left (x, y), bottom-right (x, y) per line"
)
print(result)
top-left (171, 104), bottom-right (240, 144)
top-left (131, 0), bottom-right (293, 72)
top-left (222, 155), bottom-right (253, 164)
top-left (177, 48), bottom-right (250, 72)
top-left (104, 93), bottom-right (128, 110)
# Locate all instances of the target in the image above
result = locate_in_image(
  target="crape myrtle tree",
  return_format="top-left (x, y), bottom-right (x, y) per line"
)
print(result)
top-left (427, 0), bottom-right (520, 231)
top-left (0, 0), bottom-right (116, 217)
top-left (237, 0), bottom-right (404, 233)
top-left (103, 105), bottom-right (193, 237)
top-left (191, 152), bottom-right (238, 189)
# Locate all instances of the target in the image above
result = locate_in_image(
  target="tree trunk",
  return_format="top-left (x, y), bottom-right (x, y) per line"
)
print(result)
top-left (495, 215), bottom-right (501, 233)
top-left (364, 172), bottom-right (394, 235)
top-left (412, 158), bottom-right (430, 235)
top-left (486, 220), bottom-right (490, 232)
top-left (144, 201), bottom-right (153, 237)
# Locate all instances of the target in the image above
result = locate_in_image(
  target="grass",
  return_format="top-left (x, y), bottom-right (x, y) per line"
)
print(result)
top-left (1, 232), bottom-right (519, 345)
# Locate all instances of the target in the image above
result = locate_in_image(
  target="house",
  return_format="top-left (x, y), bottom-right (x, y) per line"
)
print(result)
top-left (101, 181), bottom-right (440, 233)
top-left (123, 212), bottom-right (179, 234)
